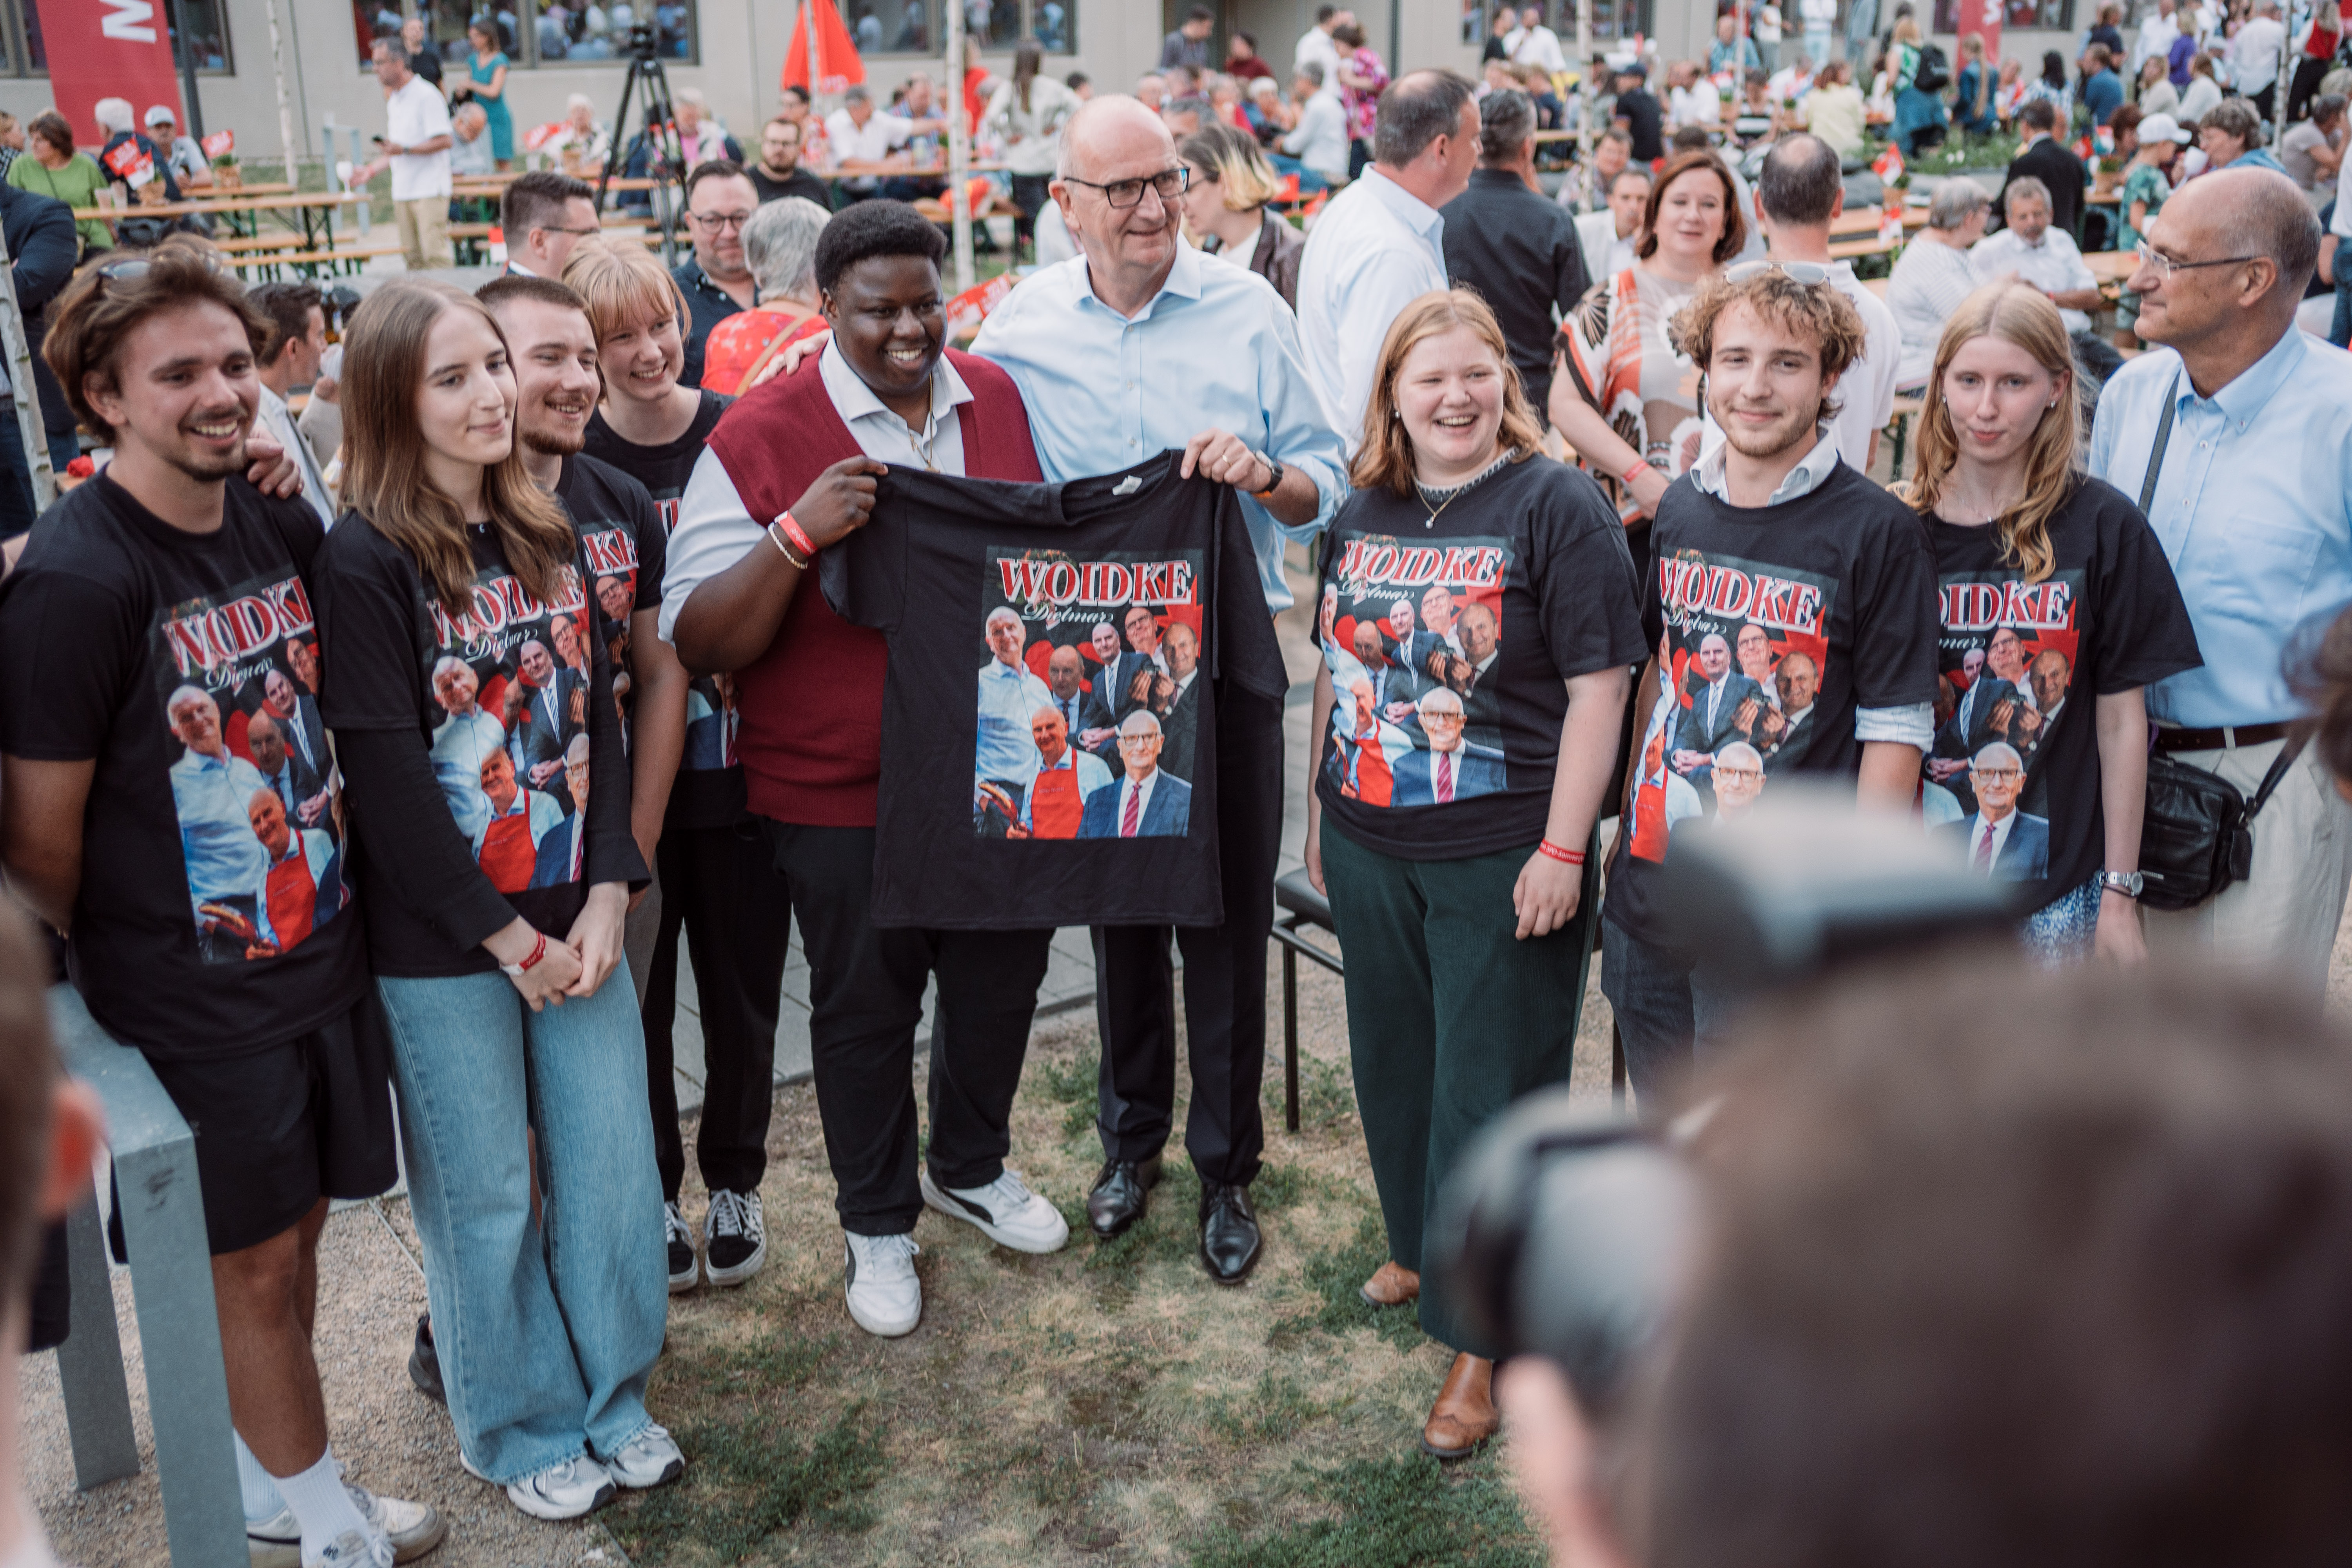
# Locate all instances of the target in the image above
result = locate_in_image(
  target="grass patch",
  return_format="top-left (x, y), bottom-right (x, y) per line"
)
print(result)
top-left (1305, 1212), bottom-right (1425, 1348)
top-left (1034, 1048), bottom-right (1102, 1139)
top-left (1207, 1369), bottom-right (1359, 1445)
top-left (1189, 1452), bottom-right (1545, 1568)
top-left (614, 1401), bottom-right (887, 1563)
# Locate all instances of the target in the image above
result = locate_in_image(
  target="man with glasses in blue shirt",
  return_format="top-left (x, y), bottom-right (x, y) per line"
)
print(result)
top-left (2087, 167), bottom-right (2352, 999)
top-left (673, 161), bottom-right (760, 388)
top-left (972, 93), bottom-right (1348, 1285)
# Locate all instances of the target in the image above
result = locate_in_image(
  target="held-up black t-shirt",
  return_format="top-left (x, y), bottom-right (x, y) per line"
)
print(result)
top-left (1921, 477), bottom-right (2200, 908)
top-left (313, 514), bottom-right (643, 978)
top-left (583, 390), bottom-right (743, 829)
top-left (1605, 461), bottom-right (1942, 948)
top-left (1314, 455), bottom-right (1647, 860)
top-left (821, 452), bottom-right (1289, 930)
top-left (0, 474), bottom-right (367, 1060)
top-left (556, 454), bottom-right (666, 751)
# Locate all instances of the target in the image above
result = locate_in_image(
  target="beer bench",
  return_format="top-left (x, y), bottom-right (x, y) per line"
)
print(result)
top-left (48, 985), bottom-right (245, 1566)
top-left (1271, 867), bottom-right (1342, 1134)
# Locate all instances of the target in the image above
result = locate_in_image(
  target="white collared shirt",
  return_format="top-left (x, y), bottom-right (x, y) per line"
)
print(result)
top-left (659, 349), bottom-right (971, 642)
top-left (1295, 167), bottom-right (1449, 449)
top-left (385, 73), bottom-right (453, 201)
top-left (1113, 766), bottom-right (1161, 835)
top-left (1968, 807), bottom-right (2018, 872)
top-left (1971, 225), bottom-right (2098, 334)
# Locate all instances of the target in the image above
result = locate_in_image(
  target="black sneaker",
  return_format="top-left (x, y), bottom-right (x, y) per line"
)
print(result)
top-left (407, 1313), bottom-right (445, 1405)
top-left (665, 1200), bottom-right (699, 1293)
top-left (702, 1189), bottom-right (766, 1287)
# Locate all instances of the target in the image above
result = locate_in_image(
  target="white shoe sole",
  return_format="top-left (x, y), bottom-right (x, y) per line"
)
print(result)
top-left (919, 1169), bottom-right (1071, 1255)
top-left (703, 1234), bottom-right (766, 1288)
top-left (458, 1451), bottom-right (613, 1522)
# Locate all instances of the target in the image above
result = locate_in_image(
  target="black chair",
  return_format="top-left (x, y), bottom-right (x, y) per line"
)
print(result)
top-left (1271, 866), bottom-right (1341, 1134)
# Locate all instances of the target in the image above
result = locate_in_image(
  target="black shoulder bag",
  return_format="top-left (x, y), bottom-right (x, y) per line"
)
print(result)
top-left (2133, 374), bottom-right (2307, 912)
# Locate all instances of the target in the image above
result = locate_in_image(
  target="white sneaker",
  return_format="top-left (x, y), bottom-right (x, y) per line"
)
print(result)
top-left (664, 1200), bottom-right (699, 1294)
top-left (251, 1483), bottom-right (446, 1566)
top-left (702, 1189), bottom-right (766, 1287)
top-left (459, 1450), bottom-right (614, 1521)
top-left (920, 1166), bottom-right (1071, 1255)
top-left (307, 1530), bottom-right (392, 1568)
top-left (842, 1231), bottom-right (922, 1337)
top-left (598, 1422), bottom-right (685, 1489)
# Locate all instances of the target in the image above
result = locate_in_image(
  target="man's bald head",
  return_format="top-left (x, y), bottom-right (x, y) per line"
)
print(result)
top-left (1058, 94), bottom-right (1175, 181)
top-left (2198, 167), bottom-right (2321, 300)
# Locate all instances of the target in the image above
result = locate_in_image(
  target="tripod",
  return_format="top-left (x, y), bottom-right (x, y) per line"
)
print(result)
top-left (596, 29), bottom-right (684, 266)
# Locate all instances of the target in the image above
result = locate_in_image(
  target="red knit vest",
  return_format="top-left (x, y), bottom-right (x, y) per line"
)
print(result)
top-left (705, 348), bottom-right (1044, 826)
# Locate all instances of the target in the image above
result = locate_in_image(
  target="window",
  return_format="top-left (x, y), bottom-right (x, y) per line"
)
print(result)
top-left (354, 0), bottom-right (696, 71)
top-left (5, 0), bottom-right (233, 76)
top-left (848, 0), bottom-right (934, 54)
top-left (848, 0), bottom-right (1066, 55)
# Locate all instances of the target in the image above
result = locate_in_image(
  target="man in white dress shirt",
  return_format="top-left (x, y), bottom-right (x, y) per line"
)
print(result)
top-left (248, 283), bottom-right (336, 529)
top-left (1295, 5), bottom-right (1348, 83)
top-left (1504, 5), bottom-right (1568, 74)
top-left (1971, 176), bottom-right (2127, 390)
top-left (1296, 71), bottom-right (1480, 448)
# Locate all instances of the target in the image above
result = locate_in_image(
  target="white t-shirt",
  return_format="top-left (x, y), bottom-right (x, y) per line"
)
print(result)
top-left (824, 107), bottom-right (915, 189)
top-left (1294, 24), bottom-right (1340, 82)
top-left (385, 73), bottom-right (453, 201)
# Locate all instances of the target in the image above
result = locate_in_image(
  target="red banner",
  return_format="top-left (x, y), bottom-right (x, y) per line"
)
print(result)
top-left (782, 0), bottom-right (866, 95)
top-left (45, 0), bottom-right (186, 148)
top-left (1955, 0), bottom-right (2000, 84)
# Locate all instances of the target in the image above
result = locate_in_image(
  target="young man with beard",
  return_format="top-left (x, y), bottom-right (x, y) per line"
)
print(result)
top-left (1600, 268), bottom-right (1939, 1103)
top-left (665, 200), bottom-right (1067, 1339)
top-left (0, 244), bottom-right (442, 1566)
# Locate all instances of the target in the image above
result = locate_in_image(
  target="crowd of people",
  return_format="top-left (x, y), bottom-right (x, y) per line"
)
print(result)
top-left (3, 6), bottom-right (2352, 1566)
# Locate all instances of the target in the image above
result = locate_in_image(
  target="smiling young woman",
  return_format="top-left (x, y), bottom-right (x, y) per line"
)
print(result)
top-left (1906, 281), bottom-right (2201, 964)
top-left (1305, 288), bottom-right (1643, 1462)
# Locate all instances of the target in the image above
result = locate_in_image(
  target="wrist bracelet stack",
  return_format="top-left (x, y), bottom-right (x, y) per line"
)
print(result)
top-left (768, 511), bottom-right (817, 569)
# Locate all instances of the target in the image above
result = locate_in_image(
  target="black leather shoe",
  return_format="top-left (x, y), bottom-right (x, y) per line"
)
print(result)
top-left (1198, 1181), bottom-right (1261, 1285)
top-left (408, 1313), bottom-right (445, 1405)
top-left (1087, 1156), bottom-right (1162, 1238)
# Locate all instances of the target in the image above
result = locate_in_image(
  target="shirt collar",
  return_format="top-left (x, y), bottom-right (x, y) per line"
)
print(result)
top-left (818, 337), bottom-right (973, 437)
top-left (1692, 425), bottom-right (1844, 504)
top-left (1357, 167), bottom-right (1444, 242)
top-left (1079, 240), bottom-right (1204, 320)
top-left (982, 655), bottom-right (1029, 682)
top-left (2183, 327), bottom-right (2304, 435)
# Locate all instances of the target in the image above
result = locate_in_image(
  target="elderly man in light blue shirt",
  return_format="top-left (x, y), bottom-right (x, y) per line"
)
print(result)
top-left (1294, 71), bottom-right (1479, 448)
top-left (2087, 167), bottom-right (2352, 995)
top-left (165, 684), bottom-right (274, 951)
top-left (969, 92), bottom-right (1347, 1282)
top-left (976, 606), bottom-right (1054, 834)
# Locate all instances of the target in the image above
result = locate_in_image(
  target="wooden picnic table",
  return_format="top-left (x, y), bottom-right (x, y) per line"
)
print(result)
top-left (72, 189), bottom-right (370, 249)
top-left (2085, 250), bottom-right (2139, 284)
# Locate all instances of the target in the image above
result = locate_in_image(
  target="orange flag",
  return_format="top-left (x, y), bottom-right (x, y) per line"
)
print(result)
top-left (782, 0), bottom-right (866, 95)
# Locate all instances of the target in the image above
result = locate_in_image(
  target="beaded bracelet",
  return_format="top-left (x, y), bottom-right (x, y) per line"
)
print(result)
top-left (1537, 839), bottom-right (1586, 865)
top-left (766, 518), bottom-right (810, 570)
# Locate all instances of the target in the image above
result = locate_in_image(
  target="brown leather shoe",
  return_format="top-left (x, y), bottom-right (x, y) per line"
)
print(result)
top-left (1420, 1353), bottom-right (1498, 1460)
top-left (1359, 1260), bottom-right (1421, 1307)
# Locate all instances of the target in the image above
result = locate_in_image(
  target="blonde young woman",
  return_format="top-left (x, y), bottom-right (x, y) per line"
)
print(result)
top-left (314, 281), bottom-right (675, 1519)
top-left (1178, 121), bottom-right (1303, 308)
top-left (1306, 289), bottom-right (1641, 1460)
top-left (1905, 283), bottom-right (2200, 961)
top-left (1550, 148), bottom-right (1743, 581)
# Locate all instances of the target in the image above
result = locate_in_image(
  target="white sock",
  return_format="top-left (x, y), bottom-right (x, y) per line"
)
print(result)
top-left (234, 1430), bottom-right (286, 1524)
top-left (270, 1447), bottom-right (370, 1562)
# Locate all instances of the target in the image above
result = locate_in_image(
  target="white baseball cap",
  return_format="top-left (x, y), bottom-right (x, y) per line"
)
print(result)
top-left (2139, 111), bottom-right (2192, 145)
top-left (144, 104), bottom-right (177, 127)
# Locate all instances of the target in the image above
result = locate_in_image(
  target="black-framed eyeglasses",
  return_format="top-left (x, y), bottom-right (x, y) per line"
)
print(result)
top-left (688, 210), bottom-right (754, 231)
top-left (2134, 241), bottom-right (2261, 283)
top-left (1062, 167), bottom-right (1190, 209)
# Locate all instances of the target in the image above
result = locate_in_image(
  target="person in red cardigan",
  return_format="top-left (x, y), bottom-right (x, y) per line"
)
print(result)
top-left (660, 202), bottom-right (1069, 1340)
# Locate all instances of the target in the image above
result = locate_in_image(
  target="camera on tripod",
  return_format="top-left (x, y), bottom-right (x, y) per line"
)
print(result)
top-left (623, 20), bottom-right (661, 60)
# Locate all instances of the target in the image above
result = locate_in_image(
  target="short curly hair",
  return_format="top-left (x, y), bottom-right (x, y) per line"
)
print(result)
top-left (1675, 269), bottom-right (1870, 412)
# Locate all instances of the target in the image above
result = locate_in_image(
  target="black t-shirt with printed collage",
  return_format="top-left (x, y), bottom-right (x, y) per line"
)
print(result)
top-left (314, 514), bottom-right (639, 977)
top-left (583, 389), bottom-right (740, 829)
top-left (0, 474), bottom-right (367, 1060)
top-left (556, 454), bottom-right (666, 754)
top-left (1922, 477), bottom-right (2200, 907)
top-left (1314, 454), bottom-right (1647, 861)
top-left (1606, 461), bottom-right (1942, 949)
top-left (822, 452), bottom-right (1289, 930)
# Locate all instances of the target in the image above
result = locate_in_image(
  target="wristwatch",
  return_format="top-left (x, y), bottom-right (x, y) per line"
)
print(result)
top-left (2100, 870), bottom-right (2145, 899)
top-left (1250, 450), bottom-right (1285, 501)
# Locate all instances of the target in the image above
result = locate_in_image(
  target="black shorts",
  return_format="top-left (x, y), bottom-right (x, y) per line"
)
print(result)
top-left (111, 992), bottom-right (398, 1258)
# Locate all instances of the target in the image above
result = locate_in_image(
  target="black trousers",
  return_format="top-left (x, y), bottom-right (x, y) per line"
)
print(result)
top-left (640, 821), bottom-right (793, 1200)
top-left (762, 821), bottom-right (1054, 1236)
top-left (2287, 55), bottom-right (2332, 125)
top-left (1091, 685), bottom-right (1283, 1189)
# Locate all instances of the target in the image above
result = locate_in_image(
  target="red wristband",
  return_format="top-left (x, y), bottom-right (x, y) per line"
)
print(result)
top-left (1620, 459), bottom-right (1651, 486)
top-left (1537, 839), bottom-right (1586, 865)
top-left (508, 930), bottom-right (547, 973)
top-left (776, 510), bottom-right (817, 558)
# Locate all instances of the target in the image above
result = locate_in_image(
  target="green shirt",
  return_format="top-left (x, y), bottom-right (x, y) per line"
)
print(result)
top-left (2117, 162), bottom-right (2169, 256)
top-left (8, 152), bottom-right (113, 253)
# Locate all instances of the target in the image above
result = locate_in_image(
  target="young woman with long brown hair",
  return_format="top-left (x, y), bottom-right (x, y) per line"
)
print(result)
top-left (1907, 282), bottom-right (2200, 962)
top-left (1305, 289), bottom-right (1642, 1460)
top-left (313, 279), bottom-right (678, 1521)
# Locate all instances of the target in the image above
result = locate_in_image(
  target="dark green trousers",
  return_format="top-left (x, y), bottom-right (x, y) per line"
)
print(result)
top-left (1319, 821), bottom-right (1601, 1356)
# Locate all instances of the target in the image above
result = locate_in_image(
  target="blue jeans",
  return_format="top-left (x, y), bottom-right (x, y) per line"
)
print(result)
top-left (376, 966), bottom-right (666, 1482)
